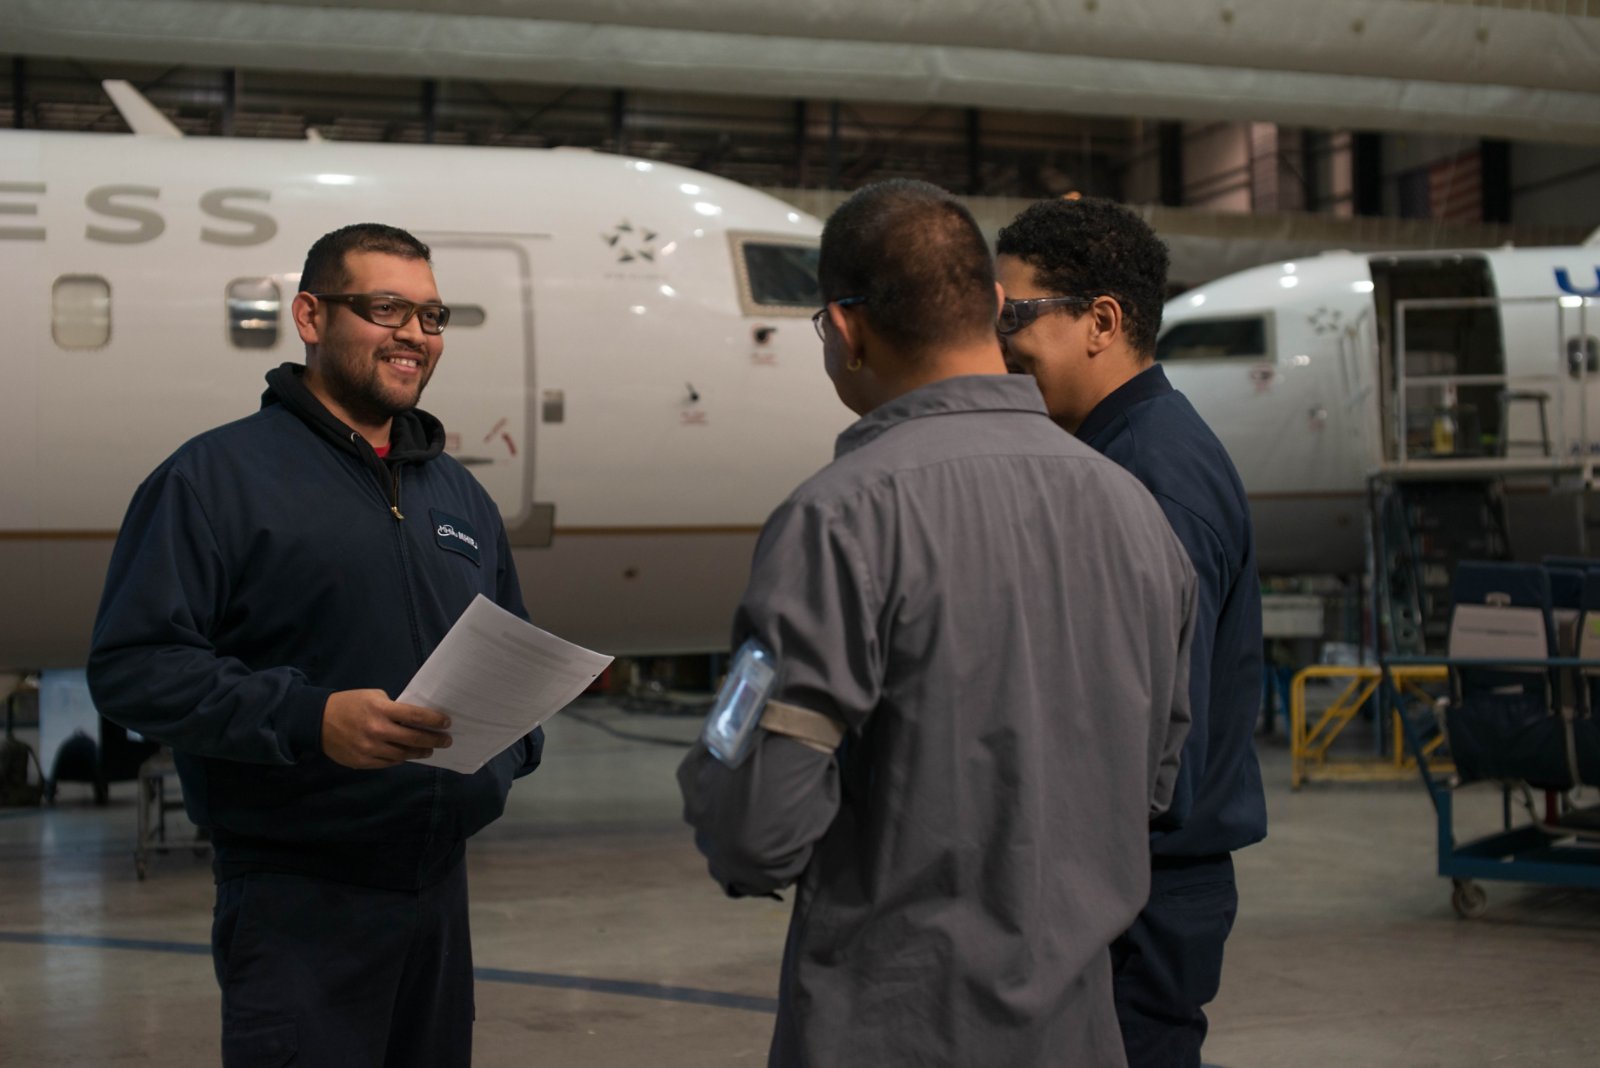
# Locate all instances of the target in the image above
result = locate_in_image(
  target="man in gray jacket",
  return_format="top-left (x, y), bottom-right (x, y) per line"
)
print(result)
top-left (679, 179), bottom-right (1197, 1067)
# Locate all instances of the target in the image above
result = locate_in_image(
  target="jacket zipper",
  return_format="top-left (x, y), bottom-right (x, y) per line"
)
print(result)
top-left (349, 430), bottom-right (406, 520)
top-left (390, 467), bottom-right (404, 520)
top-left (388, 458), bottom-right (433, 886)
top-left (348, 429), bottom-right (434, 885)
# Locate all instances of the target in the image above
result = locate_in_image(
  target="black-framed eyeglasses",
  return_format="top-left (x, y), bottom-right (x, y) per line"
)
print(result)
top-left (996, 296), bottom-right (1094, 336)
top-left (313, 292), bottom-right (452, 335)
top-left (812, 295), bottom-right (868, 341)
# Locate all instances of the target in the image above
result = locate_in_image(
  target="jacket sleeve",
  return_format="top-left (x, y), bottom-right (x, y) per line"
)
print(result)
top-left (679, 497), bottom-right (881, 895)
top-left (678, 735), bottom-right (839, 896)
top-left (1150, 562), bottom-right (1197, 820)
top-left (492, 519), bottom-right (530, 621)
top-left (87, 464), bottom-right (329, 765)
top-left (1150, 496), bottom-right (1228, 830)
top-left (487, 516), bottom-right (543, 778)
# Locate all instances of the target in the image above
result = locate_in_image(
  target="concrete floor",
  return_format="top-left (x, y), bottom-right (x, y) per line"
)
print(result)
top-left (3, 696), bottom-right (1599, 1066)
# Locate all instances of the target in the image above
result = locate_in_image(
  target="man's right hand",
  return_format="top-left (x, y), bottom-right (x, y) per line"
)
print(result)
top-left (321, 689), bottom-right (453, 769)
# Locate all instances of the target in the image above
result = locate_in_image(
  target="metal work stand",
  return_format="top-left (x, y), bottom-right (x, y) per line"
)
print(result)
top-left (135, 750), bottom-right (210, 880)
top-left (1289, 663), bottom-right (1450, 789)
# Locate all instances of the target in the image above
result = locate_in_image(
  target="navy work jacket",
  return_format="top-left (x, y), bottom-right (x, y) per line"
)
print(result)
top-left (1078, 363), bottom-right (1267, 857)
top-left (89, 365), bottom-right (542, 890)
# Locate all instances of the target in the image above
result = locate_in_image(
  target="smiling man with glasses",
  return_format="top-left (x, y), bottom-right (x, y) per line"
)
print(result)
top-left (997, 197), bottom-right (1266, 1068)
top-left (90, 223), bottom-right (544, 1067)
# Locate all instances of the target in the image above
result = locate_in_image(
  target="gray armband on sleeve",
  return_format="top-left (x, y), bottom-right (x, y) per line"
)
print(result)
top-left (760, 700), bottom-right (846, 754)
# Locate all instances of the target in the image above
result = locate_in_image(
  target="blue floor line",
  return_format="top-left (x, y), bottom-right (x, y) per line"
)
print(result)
top-left (474, 966), bottom-right (777, 1013)
top-left (0, 931), bottom-right (211, 956)
top-left (0, 931), bottom-right (779, 1014)
top-left (0, 808), bottom-right (44, 820)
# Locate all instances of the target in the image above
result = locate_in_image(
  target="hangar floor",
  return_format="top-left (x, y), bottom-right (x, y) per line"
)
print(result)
top-left (3, 697), bottom-right (1599, 1067)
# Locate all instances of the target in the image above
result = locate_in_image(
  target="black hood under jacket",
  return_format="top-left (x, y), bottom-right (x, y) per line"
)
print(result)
top-left (264, 361), bottom-right (446, 464)
top-left (89, 364), bottom-right (542, 890)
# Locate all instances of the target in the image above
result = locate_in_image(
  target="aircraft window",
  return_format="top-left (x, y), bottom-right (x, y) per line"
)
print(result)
top-left (731, 234), bottom-right (820, 318)
top-left (227, 277), bottom-right (280, 349)
top-left (450, 304), bottom-right (487, 327)
top-left (1156, 317), bottom-right (1268, 361)
top-left (52, 275), bottom-right (111, 350)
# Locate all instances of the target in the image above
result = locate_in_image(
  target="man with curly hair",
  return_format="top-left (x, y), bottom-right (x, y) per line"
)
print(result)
top-left (996, 197), bottom-right (1267, 1068)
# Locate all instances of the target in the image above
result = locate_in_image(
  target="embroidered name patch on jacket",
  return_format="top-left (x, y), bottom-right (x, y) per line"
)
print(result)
top-left (430, 508), bottom-right (482, 566)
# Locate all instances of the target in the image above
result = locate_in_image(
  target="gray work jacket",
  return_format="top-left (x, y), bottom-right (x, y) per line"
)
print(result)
top-left (680, 374), bottom-right (1196, 1068)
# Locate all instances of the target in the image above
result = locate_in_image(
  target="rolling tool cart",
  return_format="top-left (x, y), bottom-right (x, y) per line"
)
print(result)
top-left (1386, 560), bottom-right (1600, 918)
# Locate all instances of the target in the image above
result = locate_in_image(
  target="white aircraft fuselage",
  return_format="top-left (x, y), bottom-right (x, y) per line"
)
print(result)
top-left (2, 130), bottom-right (844, 668)
top-left (4, 125), bottom-right (1599, 671)
top-left (1159, 244), bottom-right (1600, 574)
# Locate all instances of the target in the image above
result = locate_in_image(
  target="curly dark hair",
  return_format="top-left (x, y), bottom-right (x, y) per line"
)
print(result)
top-left (995, 198), bottom-right (1169, 358)
top-left (299, 223), bottom-right (432, 294)
top-left (819, 179), bottom-right (996, 359)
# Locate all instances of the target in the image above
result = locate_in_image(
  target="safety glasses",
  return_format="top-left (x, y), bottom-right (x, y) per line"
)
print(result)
top-left (811, 295), bottom-right (869, 341)
top-left (996, 296), bottom-right (1093, 336)
top-left (313, 292), bottom-right (452, 335)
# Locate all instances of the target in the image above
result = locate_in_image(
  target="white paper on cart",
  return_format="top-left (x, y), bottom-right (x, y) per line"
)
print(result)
top-left (402, 594), bottom-right (613, 774)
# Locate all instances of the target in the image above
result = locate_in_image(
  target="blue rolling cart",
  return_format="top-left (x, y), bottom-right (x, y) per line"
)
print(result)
top-left (1385, 654), bottom-right (1600, 918)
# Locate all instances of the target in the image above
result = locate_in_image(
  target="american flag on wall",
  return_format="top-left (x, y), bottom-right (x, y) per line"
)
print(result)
top-left (1427, 150), bottom-right (1482, 225)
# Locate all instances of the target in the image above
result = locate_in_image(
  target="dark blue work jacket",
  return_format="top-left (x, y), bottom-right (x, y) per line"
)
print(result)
top-left (88, 364), bottom-right (542, 890)
top-left (1078, 363), bottom-right (1267, 857)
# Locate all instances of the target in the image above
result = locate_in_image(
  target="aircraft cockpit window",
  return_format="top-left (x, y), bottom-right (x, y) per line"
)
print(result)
top-left (731, 234), bottom-right (820, 318)
top-left (227, 277), bottom-right (281, 349)
top-left (52, 275), bottom-right (111, 350)
top-left (1156, 317), bottom-right (1268, 362)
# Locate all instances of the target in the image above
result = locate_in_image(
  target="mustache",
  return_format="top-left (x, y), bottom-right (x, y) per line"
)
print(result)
top-left (378, 342), bottom-right (429, 361)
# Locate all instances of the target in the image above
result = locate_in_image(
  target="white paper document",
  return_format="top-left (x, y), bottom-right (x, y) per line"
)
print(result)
top-left (402, 594), bottom-right (613, 774)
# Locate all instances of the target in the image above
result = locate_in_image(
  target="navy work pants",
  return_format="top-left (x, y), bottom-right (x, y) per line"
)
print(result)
top-left (211, 859), bottom-right (474, 1068)
top-left (1110, 853), bottom-right (1238, 1068)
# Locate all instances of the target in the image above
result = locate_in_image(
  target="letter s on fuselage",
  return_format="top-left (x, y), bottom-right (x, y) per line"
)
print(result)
top-left (0, 183), bottom-right (275, 246)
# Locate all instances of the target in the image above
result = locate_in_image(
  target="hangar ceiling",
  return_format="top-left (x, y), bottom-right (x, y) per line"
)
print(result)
top-left (11, 0), bottom-right (1600, 145)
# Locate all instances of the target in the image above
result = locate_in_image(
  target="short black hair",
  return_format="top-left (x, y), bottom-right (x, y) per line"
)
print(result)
top-left (818, 179), bottom-right (996, 358)
top-left (995, 198), bottom-right (1169, 357)
top-left (299, 223), bottom-right (432, 294)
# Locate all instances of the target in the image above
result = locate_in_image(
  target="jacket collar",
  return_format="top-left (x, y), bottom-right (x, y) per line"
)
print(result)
top-left (1075, 362), bottom-right (1171, 446)
top-left (262, 362), bottom-right (445, 464)
top-left (835, 374), bottom-right (1050, 459)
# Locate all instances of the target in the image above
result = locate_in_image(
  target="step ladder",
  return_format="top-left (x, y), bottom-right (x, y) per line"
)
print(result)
top-left (1373, 479), bottom-right (1512, 655)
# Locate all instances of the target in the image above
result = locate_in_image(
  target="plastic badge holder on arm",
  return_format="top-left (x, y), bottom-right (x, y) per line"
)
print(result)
top-left (702, 638), bottom-right (777, 767)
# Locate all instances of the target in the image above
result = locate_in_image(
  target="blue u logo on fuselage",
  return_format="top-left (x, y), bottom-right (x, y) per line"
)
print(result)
top-left (1555, 267), bottom-right (1600, 297)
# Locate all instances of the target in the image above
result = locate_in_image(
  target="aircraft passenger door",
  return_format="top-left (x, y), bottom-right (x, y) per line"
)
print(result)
top-left (1370, 256), bottom-right (1504, 461)
top-left (415, 238), bottom-right (536, 525)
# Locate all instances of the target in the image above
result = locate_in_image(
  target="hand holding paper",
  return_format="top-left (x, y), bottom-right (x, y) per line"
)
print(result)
top-left (400, 594), bottom-right (614, 774)
top-left (323, 689), bottom-right (453, 769)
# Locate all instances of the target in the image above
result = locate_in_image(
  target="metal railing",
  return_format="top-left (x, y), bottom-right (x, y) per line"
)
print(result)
top-left (1390, 294), bottom-right (1596, 474)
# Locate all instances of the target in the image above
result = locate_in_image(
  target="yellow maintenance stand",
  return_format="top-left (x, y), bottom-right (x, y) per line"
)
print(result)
top-left (1290, 664), bottom-right (1451, 789)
